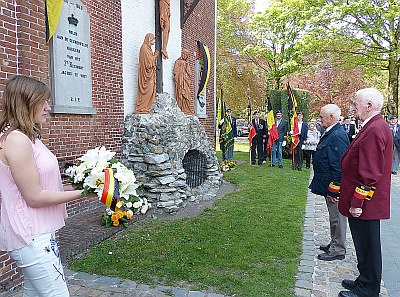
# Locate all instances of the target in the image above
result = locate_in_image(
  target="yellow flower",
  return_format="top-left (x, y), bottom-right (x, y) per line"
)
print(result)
top-left (111, 213), bottom-right (119, 221)
top-left (113, 220), bottom-right (120, 227)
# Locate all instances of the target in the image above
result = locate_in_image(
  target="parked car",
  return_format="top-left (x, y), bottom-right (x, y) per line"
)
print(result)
top-left (236, 121), bottom-right (249, 136)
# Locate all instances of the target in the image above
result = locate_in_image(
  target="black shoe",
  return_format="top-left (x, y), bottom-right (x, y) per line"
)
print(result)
top-left (297, 168), bottom-right (302, 171)
top-left (317, 252), bottom-right (345, 261)
top-left (306, 167), bottom-right (310, 169)
top-left (392, 172), bottom-right (398, 175)
top-left (341, 279), bottom-right (357, 291)
top-left (271, 164), bottom-right (275, 167)
top-left (338, 291), bottom-right (359, 297)
top-left (319, 244), bottom-right (330, 252)
top-left (278, 164), bottom-right (283, 168)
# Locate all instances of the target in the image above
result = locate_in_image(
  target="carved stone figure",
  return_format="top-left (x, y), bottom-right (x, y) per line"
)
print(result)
top-left (135, 33), bottom-right (159, 114)
top-left (174, 49), bottom-right (193, 114)
top-left (160, 0), bottom-right (170, 59)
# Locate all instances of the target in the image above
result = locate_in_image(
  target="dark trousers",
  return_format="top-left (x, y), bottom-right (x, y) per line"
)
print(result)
top-left (293, 145), bottom-right (303, 169)
top-left (251, 137), bottom-right (263, 165)
top-left (304, 150), bottom-right (315, 168)
top-left (348, 218), bottom-right (381, 297)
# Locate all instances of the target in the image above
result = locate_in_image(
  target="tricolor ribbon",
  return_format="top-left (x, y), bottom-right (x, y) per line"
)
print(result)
top-left (327, 181), bottom-right (341, 198)
top-left (354, 183), bottom-right (372, 200)
top-left (101, 167), bottom-right (123, 211)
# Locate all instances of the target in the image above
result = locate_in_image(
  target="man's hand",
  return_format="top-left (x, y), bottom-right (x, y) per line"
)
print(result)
top-left (349, 207), bottom-right (362, 217)
top-left (326, 195), bottom-right (338, 203)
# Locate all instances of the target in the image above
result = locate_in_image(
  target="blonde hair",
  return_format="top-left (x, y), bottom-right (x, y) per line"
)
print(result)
top-left (0, 75), bottom-right (51, 141)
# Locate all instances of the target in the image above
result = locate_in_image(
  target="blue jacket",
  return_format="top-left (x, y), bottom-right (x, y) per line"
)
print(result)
top-left (309, 123), bottom-right (349, 197)
top-left (276, 118), bottom-right (289, 142)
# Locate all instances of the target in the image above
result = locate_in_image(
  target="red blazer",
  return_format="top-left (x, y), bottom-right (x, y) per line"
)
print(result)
top-left (338, 114), bottom-right (393, 220)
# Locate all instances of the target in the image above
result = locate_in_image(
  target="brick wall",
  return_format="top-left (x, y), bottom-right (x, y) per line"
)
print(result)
top-left (182, 0), bottom-right (216, 146)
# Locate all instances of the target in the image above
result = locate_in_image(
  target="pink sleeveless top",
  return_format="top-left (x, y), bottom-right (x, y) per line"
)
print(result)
top-left (0, 130), bottom-right (67, 251)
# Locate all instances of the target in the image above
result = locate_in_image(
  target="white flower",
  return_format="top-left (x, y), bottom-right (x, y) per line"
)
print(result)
top-left (83, 166), bottom-right (104, 190)
top-left (125, 202), bottom-right (133, 208)
top-left (79, 146), bottom-right (115, 169)
top-left (65, 166), bottom-right (77, 178)
top-left (141, 203), bottom-right (149, 214)
top-left (105, 208), bottom-right (114, 215)
top-left (133, 201), bottom-right (143, 209)
top-left (127, 210), bottom-right (133, 217)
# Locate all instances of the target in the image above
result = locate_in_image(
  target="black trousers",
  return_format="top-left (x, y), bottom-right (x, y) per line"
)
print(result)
top-left (251, 137), bottom-right (263, 164)
top-left (293, 145), bottom-right (303, 169)
top-left (348, 218), bottom-right (381, 297)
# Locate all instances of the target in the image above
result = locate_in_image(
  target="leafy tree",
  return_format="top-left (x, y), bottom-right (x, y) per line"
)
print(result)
top-left (245, 0), bottom-right (307, 89)
top-left (299, 0), bottom-right (400, 114)
top-left (216, 0), bottom-right (267, 118)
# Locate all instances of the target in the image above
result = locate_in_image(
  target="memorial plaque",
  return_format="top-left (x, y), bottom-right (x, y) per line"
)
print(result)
top-left (50, 0), bottom-right (95, 114)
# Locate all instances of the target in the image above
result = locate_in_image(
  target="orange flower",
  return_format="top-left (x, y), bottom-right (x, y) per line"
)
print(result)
top-left (126, 213), bottom-right (132, 220)
top-left (111, 213), bottom-right (119, 221)
top-left (113, 219), bottom-right (119, 227)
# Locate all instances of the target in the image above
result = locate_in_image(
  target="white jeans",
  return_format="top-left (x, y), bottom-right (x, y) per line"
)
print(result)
top-left (9, 233), bottom-right (69, 297)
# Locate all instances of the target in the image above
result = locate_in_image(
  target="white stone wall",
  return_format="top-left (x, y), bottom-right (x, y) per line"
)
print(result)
top-left (121, 0), bottom-right (182, 115)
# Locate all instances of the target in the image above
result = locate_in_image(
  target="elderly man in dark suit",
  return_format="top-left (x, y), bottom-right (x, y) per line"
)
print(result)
top-left (271, 110), bottom-right (288, 168)
top-left (292, 112), bottom-right (308, 171)
top-left (389, 114), bottom-right (400, 174)
top-left (250, 110), bottom-right (267, 165)
top-left (338, 88), bottom-right (393, 297)
top-left (309, 104), bottom-right (349, 262)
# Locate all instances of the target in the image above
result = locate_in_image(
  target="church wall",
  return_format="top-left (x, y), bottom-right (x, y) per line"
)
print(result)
top-left (181, 0), bottom-right (216, 146)
top-left (122, 0), bottom-right (182, 114)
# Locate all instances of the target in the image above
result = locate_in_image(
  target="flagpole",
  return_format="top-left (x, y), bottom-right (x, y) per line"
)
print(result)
top-left (247, 94), bottom-right (252, 165)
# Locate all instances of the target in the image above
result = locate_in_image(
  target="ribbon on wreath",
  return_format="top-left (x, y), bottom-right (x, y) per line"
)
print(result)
top-left (101, 167), bottom-right (123, 211)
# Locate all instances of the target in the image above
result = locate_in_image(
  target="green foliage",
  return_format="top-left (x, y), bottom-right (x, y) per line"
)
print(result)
top-left (70, 152), bottom-right (309, 297)
top-left (269, 89), bottom-right (311, 121)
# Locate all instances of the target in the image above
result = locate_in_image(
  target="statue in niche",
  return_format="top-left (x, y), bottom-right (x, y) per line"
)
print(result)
top-left (160, 0), bottom-right (170, 59)
top-left (135, 33), bottom-right (159, 114)
top-left (174, 49), bottom-right (193, 114)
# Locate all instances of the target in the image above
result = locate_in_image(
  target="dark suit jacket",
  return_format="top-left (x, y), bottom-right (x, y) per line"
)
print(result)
top-left (276, 118), bottom-right (288, 142)
top-left (390, 123), bottom-right (400, 151)
top-left (298, 121), bottom-right (308, 144)
top-left (339, 114), bottom-right (393, 220)
top-left (309, 123), bottom-right (349, 197)
top-left (342, 123), bottom-right (356, 141)
top-left (251, 118), bottom-right (267, 141)
top-left (229, 115), bottom-right (237, 138)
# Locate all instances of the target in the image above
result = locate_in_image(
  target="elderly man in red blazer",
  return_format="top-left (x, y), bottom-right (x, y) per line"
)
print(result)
top-left (338, 88), bottom-right (393, 297)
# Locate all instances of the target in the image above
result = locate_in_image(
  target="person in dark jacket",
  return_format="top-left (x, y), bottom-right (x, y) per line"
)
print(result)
top-left (338, 88), bottom-right (392, 297)
top-left (342, 117), bottom-right (356, 142)
top-left (292, 112), bottom-right (308, 170)
top-left (389, 114), bottom-right (400, 174)
top-left (309, 104), bottom-right (349, 262)
top-left (250, 110), bottom-right (267, 165)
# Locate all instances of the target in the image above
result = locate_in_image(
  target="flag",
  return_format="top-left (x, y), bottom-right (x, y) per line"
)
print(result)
top-left (287, 82), bottom-right (299, 153)
top-left (266, 98), bottom-right (278, 154)
top-left (217, 97), bottom-right (222, 128)
top-left (45, 0), bottom-right (63, 42)
top-left (219, 101), bottom-right (234, 158)
top-left (197, 41), bottom-right (211, 101)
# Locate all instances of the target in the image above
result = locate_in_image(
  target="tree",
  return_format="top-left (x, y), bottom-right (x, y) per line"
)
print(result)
top-left (299, 0), bottom-right (400, 114)
top-left (216, 0), bottom-right (267, 117)
top-left (245, 0), bottom-right (307, 89)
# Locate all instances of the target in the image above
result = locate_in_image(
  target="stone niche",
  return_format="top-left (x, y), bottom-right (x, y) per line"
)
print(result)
top-left (121, 93), bottom-right (222, 213)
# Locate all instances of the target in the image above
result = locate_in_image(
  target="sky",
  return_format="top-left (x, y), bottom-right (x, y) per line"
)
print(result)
top-left (254, 0), bottom-right (270, 12)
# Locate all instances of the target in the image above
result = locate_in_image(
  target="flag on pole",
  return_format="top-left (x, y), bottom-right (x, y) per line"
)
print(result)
top-left (287, 82), bottom-right (299, 153)
top-left (45, 0), bottom-right (63, 42)
top-left (219, 101), bottom-right (234, 159)
top-left (266, 98), bottom-right (278, 155)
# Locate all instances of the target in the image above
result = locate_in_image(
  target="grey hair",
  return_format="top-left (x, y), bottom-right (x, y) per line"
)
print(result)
top-left (322, 104), bottom-right (341, 119)
top-left (356, 88), bottom-right (384, 111)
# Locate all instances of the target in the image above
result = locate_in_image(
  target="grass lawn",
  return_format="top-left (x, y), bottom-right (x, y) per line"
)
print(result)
top-left (69, 151), bottom-right (310, 297)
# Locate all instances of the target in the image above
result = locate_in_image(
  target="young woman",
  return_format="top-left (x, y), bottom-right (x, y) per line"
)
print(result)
top-left (0, 75), bottom-right (82, 296)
